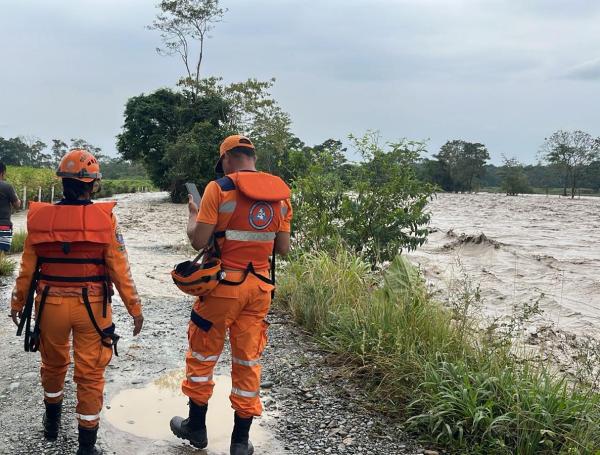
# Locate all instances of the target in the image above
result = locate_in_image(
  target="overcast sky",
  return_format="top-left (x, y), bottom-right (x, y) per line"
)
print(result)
top-left (1, 0), bottom-right (600, 164)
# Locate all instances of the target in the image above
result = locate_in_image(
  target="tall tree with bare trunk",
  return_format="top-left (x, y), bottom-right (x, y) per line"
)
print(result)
top-left (149, 0), bottom-right (226, 95)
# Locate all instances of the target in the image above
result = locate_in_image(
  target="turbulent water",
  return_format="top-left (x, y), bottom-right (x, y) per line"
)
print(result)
top-left (408, 192), bottom-right (600, 336)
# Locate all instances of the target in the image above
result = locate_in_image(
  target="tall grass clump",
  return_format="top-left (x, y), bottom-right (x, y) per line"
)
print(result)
top-left (0, 254), bottom-right (16, 276)
top-left (277, 250), bottom-right (600, 454)
top-left (9, 230), bottom-right (27, 254)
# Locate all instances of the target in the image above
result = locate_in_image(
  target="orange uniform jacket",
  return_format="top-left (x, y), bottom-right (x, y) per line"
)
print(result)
top-left (11, 202), bottom-right (141, 317)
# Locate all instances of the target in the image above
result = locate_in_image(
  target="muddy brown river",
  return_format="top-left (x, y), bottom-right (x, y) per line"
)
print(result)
top-left (408, 192), bottom-right (600, 337)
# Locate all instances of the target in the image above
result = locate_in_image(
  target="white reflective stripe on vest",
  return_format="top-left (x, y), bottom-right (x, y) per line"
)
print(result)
top-left (225, 230), bottom-right (276, 242)
top-left (44, 390), bottom-right (64, 398)
top-left (231, 387), bottom-right (259, 398)
top-left (232, 356), bottom-right (260, 367)
top-left (188, 375), bottom-right (213, 383)
top-left (219, 201), bottom-right (237, 213)
top-left (76, 413), bottom-right (100, 421)
top-left (191, 351), bottom-right (220, 362)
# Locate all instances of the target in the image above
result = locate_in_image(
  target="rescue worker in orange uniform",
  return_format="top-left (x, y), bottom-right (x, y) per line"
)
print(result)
top-left (170, 135), bottom-right (292, 455)
top-left (10, 149), bottom-right (144, 455)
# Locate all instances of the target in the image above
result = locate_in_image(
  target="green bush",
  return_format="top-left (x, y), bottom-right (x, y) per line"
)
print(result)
top-left (0, 254), bottom-right (15, 276)
top-left (292, 132), bottom-right (434, 267)
top-left (278, 250), bottom-right (600, 454)
top-left (9, 230), bottom-right (26, 254)
top-left (96, 179), bottom-right (153, 198)
top-left (6, 166), bottom-right (56, 203)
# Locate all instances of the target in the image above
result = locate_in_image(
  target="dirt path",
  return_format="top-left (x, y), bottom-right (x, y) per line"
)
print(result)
top-left (0, 193), bottom-right (416, 455)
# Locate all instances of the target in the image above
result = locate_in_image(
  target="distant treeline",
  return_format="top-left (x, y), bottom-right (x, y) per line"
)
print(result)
top-left (0, 136), bottom-right (148, 180)
top-left (414, 132), bottom-right (600, 197)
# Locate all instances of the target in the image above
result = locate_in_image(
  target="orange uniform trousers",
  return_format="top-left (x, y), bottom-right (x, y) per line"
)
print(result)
top-left (37, 295), bottom-right (113, 429)
top-left (182, 270), bottom-right (273, 418)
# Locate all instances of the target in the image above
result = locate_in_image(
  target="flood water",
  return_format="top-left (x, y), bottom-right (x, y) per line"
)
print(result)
top-left (408, 192), bottom-right (600, 336)
top-left (105, 370), bottom-right (276, 454)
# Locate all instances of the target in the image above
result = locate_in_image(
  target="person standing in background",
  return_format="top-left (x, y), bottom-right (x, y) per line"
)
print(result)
top-left (0, 162), bottom-right (22, 253)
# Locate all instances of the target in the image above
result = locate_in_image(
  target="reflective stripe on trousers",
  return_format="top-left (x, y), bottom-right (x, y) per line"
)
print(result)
top-left (76, 413), bottom-right (100, 421)
top-left (188, 375), bottom-right (213, 383)
top-left (231, 387), bottom-right (259, 398)
top-left (232, 356), bottom-right (260, 367)
top-left (44, 389), bottom-right (64, 399)
top-left (192, 351), bottom-right (220, 362)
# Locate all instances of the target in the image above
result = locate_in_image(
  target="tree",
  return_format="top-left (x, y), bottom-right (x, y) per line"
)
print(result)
top-left (117, 87), bottom-right (229, 199)
top-left (435, 140), bottom-right (490, 192)
top-left (539, 130), bottom-right (600, 198)
top-left (0, 136), bottom-right (50, 167)
top-left (499, 156), bottom-right (531, 196)
top-left (50, 139), bottom-right (68, 168)
top-left (149, 0), bottom-right (225, 94)
top-left (293, 131), bottom-right (435, 268)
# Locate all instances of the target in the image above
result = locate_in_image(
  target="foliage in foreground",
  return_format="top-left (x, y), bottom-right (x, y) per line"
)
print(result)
top-left (9, 231), bottom-right (26, 254)
top-left (277, 250), bottom-right (600, 454)
top-left (0, 254), bottom-right (15, 276)
top-left (292, 132), bottom-right (435, 267)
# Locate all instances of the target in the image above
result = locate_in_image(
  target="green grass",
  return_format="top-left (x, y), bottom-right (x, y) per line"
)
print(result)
top-left (96, 179), bottom-right (154, 198)
top-left (9, 230), bottom-right (26, 254)
top-left (277, 250), bottom-right (600, 454)
top-left (5, 166), bottom-right (153, 202)
top-left (0, 253), bottom-right (15, 276)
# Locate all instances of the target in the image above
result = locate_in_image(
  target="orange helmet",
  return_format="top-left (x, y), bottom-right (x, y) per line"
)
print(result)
top-left (171, 254), bottom-right (225, 297)
top-left (56, 149), bottom-right (102, 183)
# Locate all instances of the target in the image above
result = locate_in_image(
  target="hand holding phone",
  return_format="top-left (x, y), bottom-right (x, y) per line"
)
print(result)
top-left (185, 182), bottom-right (201, 207)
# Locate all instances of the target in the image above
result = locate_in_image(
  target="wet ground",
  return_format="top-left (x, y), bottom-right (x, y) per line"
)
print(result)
top-left (0, 192), bottom-right (417, 455)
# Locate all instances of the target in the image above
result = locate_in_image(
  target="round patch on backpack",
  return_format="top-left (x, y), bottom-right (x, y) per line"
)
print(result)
top-left (249, 201), bottom-right (274, 230)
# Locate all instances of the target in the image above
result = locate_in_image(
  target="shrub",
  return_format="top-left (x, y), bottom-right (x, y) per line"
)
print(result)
top-left (9, 230), bottom-right (26, 254)
top-left (278, 250), bottom-right (600, 454)
top-left (0, 254), bottom-right (15, 276)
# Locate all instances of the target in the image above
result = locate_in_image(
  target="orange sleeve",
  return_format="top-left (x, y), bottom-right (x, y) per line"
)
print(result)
top-left (11, 237), bottom-right (38, 312)
top-left (105, 214), bottom-right (142, 317)
top-left (279, 198), bottom-right (293, 233)
top-left (197, 181), bottom-right (220, 225)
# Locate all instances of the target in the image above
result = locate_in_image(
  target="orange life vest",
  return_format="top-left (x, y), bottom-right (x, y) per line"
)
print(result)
top-left (27, 202), bottom-right (115, 294)
top-left (214, 172), bottom-right (290, 271)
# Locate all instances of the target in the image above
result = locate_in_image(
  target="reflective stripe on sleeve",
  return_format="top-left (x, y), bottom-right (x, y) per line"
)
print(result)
top-left (219, 201), bottom-right (237, 213)
top-left (225, 230), bottom-right (276, 242)
top-left (191, 351), bottom-right (220, 363)
top-left (44, 390), bottom-right (64, 398)
top-left (281, 205), bottom-right (288, 216)
top-left (76, 413), bottom-right (100, 421)
top-left (188, 375), bottom-right (213, 383)
top-left (232, 356), bottom-right (260, 367)
top-left (231, 387), bottom-right (259, 398)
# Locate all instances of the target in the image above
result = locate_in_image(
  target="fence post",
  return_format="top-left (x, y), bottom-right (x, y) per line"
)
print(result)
top-left (22, 187), bottom-right (27, 210)
top-left (38, 187), bottom-right (42, 202)
top-left (51, 186), bottom-right (55, 203)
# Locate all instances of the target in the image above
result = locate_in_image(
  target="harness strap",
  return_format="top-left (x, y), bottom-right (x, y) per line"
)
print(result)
top-left (27, 285), bottom-right (50, 353)
top-left (81, 288), bottom-right (120, 356)
top-left (38, 274), bottom-right (109, 283)
top-left (38, 257), bottom-right (106, 265)
top-left (16, 262), bottom-right (41, 352)
top-left (219, 263), bottom-right (274, 287)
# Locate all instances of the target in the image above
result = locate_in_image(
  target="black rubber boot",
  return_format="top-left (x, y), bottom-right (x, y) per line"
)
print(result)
top-left (76, 425), bottom-right (102, 455)
top-left (43, 400), bottom-right (62, 440)
top-left (230, 413), bottom-right (254, 455)
top-left (170, 399), bottom-right (208, 449)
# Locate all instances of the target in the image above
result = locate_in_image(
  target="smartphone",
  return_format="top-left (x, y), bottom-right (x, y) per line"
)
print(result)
top-left (184, 182), bottom-right (201, 207)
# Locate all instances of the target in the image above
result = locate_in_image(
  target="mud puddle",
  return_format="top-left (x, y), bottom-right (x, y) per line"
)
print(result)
top-left (105, 369), bottom-right (278, 454)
